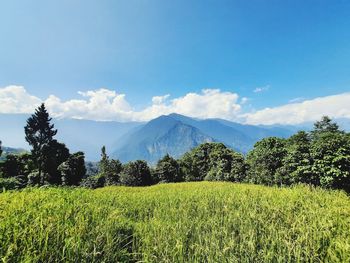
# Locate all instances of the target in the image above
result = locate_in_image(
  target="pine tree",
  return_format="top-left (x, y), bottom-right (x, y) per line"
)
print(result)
top-left (99, 146), bottom-right (109, 176)
top-left (25, 103), bottom-right (57, 181)
top-left (311, 116), bottom-right (341, 137)
top-left (98, 146), bottom-right (122, 185)
top-left (0, 140), bottom-right (2, 157)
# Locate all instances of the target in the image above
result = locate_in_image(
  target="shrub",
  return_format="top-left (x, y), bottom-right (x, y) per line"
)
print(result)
top-left (120, 160), bottom-right (152, 186)
top-left (27, 171), bottom-right (41, 186)
top-left (153, 154), bottom-right (182, 183)
top-left (0, 177), bottom-right (20, 190)
top-left (80, 174), bottom-right (106, 189)
top-left (59, 152), bottom-right (86, 186)
top-left (246, 137), bottom-right (287, 185)
top-left (180, 142), bottom-right (246, 182)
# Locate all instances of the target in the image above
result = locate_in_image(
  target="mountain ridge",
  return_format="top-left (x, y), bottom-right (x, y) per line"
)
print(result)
top-left (111, 113), bottom-right (295, 164)
top-left (2, 113), bottom-right (347, 163)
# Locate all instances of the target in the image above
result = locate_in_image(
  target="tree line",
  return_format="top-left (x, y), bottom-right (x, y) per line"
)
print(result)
top-left (1, 104), bottom-right (350, 192)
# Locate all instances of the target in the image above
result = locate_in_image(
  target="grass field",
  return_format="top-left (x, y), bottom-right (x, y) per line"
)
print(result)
top-left (0, 182), bottom-right (350, 262)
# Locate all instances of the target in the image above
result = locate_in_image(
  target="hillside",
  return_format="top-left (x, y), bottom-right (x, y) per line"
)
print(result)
top-left (1, 182), bottom-right (349, 262)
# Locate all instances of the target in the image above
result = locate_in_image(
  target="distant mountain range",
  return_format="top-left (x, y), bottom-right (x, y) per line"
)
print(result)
top-left (1, 113), bottom-right (348, 164)
top-left (111, 113), bottom-right (295, 164)
top-left (0, 114), bottom-right (140, 161)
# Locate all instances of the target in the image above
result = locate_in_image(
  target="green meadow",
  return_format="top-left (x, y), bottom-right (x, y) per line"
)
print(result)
top-left (1, 182), bottom-right (349, 262)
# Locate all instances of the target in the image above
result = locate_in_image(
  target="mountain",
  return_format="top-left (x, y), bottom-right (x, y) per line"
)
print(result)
top-left (111, 115), bottom-right (214, 164)
top-left (0, 114), bottom-right (142, 161)
top-left (165, 114), bottom-right (293, 152)
top-left (111, 114), bottom-right (295, 164)
top-left (0, 113), bottom-right (298, 163)
top-left (54, 118), bottom-right (141, 161)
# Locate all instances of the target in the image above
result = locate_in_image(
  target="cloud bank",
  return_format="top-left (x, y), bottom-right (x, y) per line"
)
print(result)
top-left (245, 93), bottom-right (350, 125)
top-left (0, 85), bottom-right (349, 125)
top-left (0, 86), bottom-right (242, 122)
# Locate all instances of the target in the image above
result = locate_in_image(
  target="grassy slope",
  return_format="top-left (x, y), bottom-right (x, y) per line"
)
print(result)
top-left (0, 182), bottom-right (349, 262)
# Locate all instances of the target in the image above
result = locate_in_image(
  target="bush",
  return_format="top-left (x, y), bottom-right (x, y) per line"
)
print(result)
top-left (153, 154), bottom-right (182, 183)
top-left (246, 137), bottom-right (287, 185)
top-left (27, 171), bottom-right (41, 186)
top-left (80, 174), bottom-right (106, 189)
top-left (0, 177), bottom-right (20, 190)
top-left (180, 143), bottom-right (246, 182)
top-left (59, 152), bottom-right (86, 186)
top-left (120, 160), bottom-right (152, 186)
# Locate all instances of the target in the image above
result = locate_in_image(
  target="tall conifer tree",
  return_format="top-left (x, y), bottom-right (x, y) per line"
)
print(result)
top-left (25, 103), bottom-right (57, 179)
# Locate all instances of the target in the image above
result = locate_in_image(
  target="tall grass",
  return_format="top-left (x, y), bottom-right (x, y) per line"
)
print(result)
top-left (0, 182), bottom-right (349, 262)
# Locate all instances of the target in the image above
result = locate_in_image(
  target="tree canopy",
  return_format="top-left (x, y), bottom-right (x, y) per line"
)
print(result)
top-left (180, 143), bottom-right (246, 182)
top-left (120, 160), bottom-right (152, 186)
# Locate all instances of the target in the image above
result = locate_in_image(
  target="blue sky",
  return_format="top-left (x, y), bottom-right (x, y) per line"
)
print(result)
top-left (0, 0), bottom-right (350, 124)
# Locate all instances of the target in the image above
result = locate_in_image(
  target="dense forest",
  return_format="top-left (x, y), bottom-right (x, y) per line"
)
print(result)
top-left (1, 103), bottom-right (350, 192)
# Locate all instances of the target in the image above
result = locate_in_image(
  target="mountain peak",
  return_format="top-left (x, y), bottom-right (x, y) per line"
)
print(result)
top-left (167, 113), bottom-right (187, 118)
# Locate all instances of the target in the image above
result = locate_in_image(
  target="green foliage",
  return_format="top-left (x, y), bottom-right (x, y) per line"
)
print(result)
top-left (246, 137), bottom-right (287, 185)
top-left (24, 104), bottom-right (73, 186)
top-left (41, 140), bottom-right (70, 185)
top-left (0, 177), bottom-right (20, 190)
top-left (0, 154), bottom-right (23, 178)
top-left (311, 116), bottom-right (341, 136)
top-left (1, 183), bottom-right (350, 262)
top-left (0, 153), bottom-right (34, 183)
top-left (105, 159), bottom-right (122, 185)
top-left (3, 112), bottom-right (350, 192)
top-left (98, 146), bottom-right (122, 186)
top-left (310, 131), bottom-right (350, 191)
top-left (25, 103), bottom-right (58, 178)
top-left (277, 131), bottom-right (314, 185)
top-left (153, 154), bottom-right (182, 183)
top-left (80, 174), bottom-right (106, 189)
top-left (99, 146), bottom-right (109, 175)
top-left (120, 160), bottom-right (152, 186)
top-left (27, 171), bottom-right (41, 186)
top-left (59, 152), bottom-right (86, 186)
top-left (180, 142), bottom-right (246, 182)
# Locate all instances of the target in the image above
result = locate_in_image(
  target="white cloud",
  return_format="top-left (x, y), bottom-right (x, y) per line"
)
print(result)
top-left (152, 94), bottom-right (170, 105)
top-left (245, 92), bottom-right (350, 125)
top-left (1, 85), bottom-right (350, 125)
top-left (0, 85), bottom-right (42, 113)
top-left (134, 89), bottom-right (242, 121)
top-left (253, 85), bottom-right (270, 93)
top-left (0, 86), bottom-right (242, 122)
top-left (45, 89), bottom-right (134, 122)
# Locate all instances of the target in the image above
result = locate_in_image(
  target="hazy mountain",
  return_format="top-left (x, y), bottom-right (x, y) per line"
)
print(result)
top-left (0, 114), bottom-right (141, 161)
top-left (111, 115), bottom-right (214, 164)
top-left (54, 118), bottom-right (141, 161)
top-left (111, 114), bottom-right (295, 164)
top-left (0, 113), bottom-right (306, 163)
top-left (166, 113), bottom-right (294, 152)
